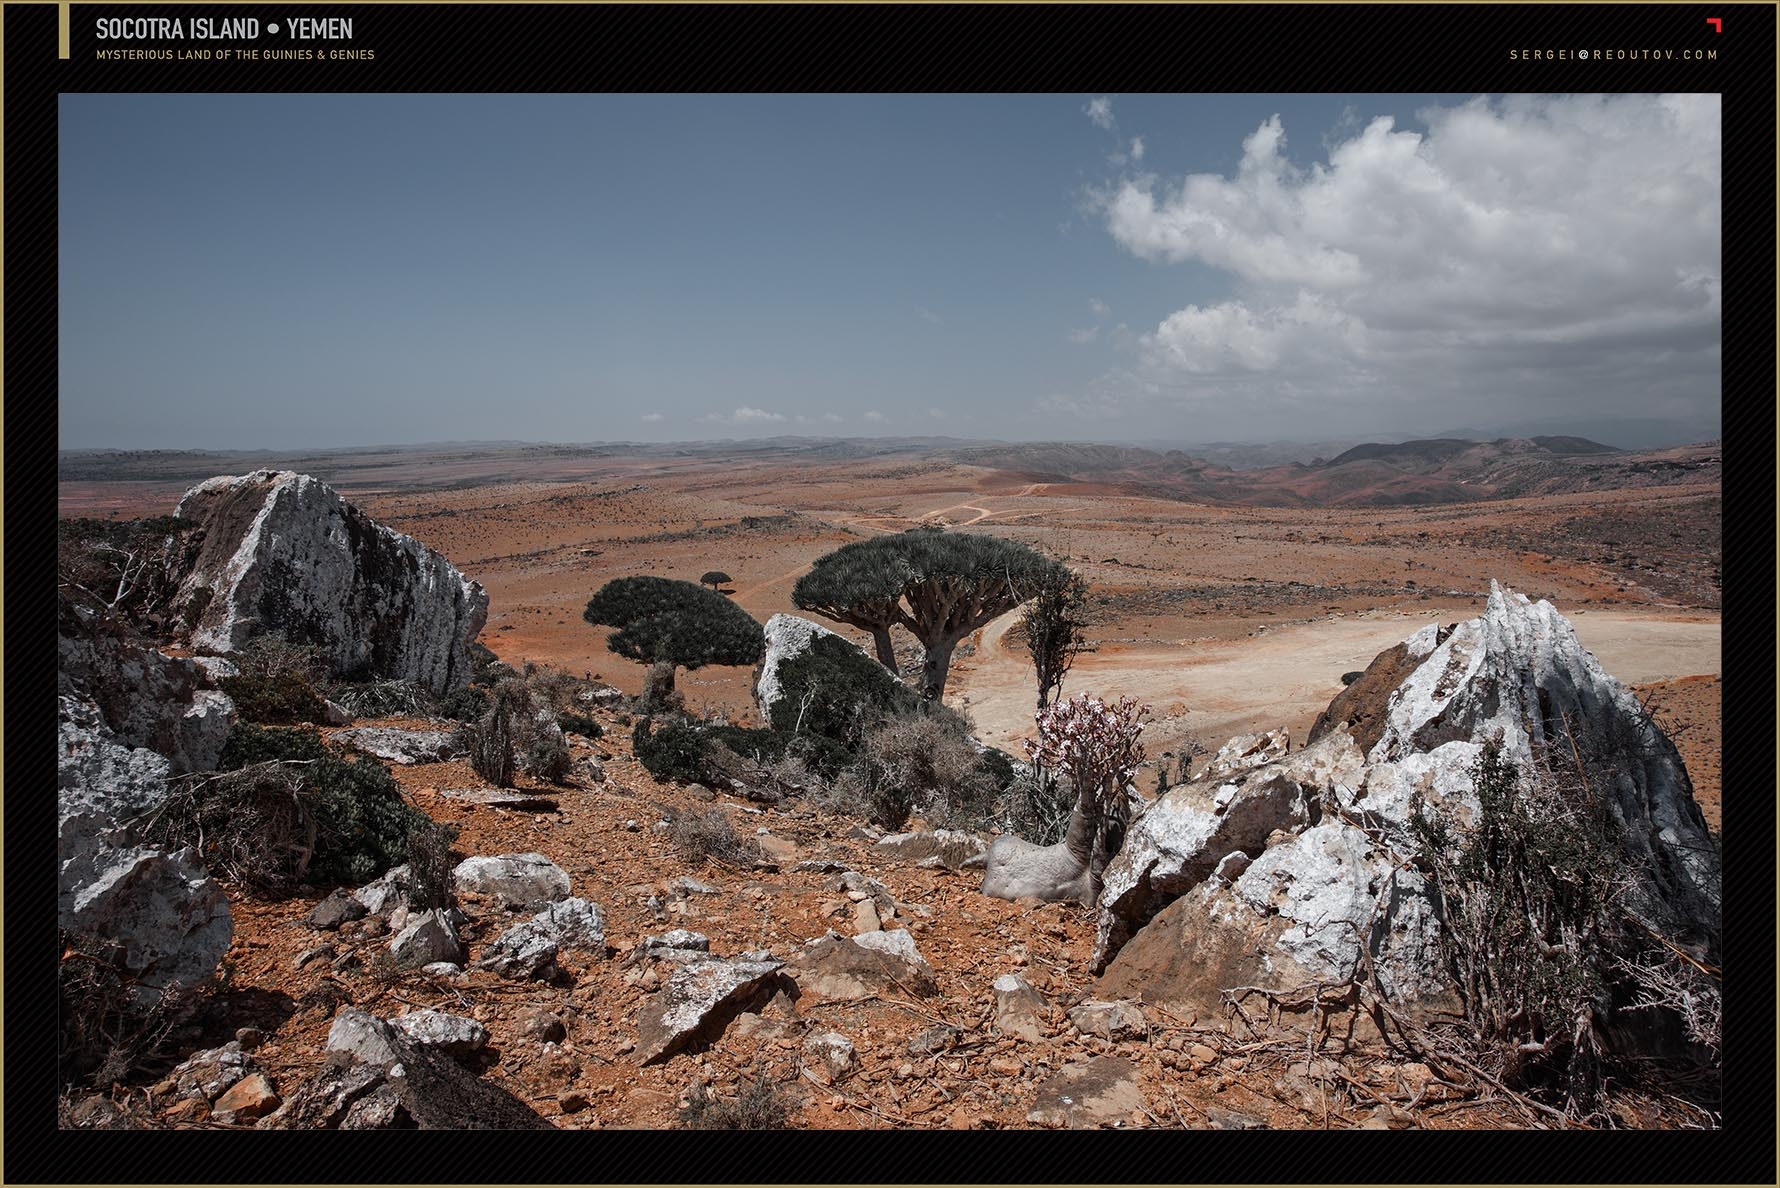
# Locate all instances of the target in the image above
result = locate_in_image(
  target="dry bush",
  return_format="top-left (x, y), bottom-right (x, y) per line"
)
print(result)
top-left (59, 930), bottom-right (194, 1090)
top-left (1410, 739), bottom-right (1720, 1116)
top-left (460, 690), bottom-right (517, 787)
top-left (141, 755), bottom-right (431, 894)
top-left (328, 679), bottom-right (432, 719)
top-left (402, 820), bottom-right (460, 911)
top-left (840, 710), bottom-right (1002, 832)
top-left (670, 809), bottom-right (759, 868)
top-left (677, 1078), bottom-right (790, 1129)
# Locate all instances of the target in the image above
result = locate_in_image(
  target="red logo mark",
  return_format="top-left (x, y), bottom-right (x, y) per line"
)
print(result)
top-left (1706, 17), bottom-right (1722, 32)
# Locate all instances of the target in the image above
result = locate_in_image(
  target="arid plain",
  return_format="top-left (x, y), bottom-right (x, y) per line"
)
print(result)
top-left (59, 439), bottom-right (1722, 825)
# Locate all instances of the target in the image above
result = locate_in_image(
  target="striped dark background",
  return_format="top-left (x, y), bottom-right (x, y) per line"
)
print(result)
top-left (10, 2), bottom-right (1772, 1179)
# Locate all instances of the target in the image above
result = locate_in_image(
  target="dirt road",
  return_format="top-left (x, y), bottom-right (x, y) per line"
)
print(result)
top-left (951, 608), bottom-right (1723, 758)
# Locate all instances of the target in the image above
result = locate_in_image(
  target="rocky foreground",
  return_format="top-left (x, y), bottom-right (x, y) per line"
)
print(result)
top-left (58, 474), bottom-right (1722, 1131)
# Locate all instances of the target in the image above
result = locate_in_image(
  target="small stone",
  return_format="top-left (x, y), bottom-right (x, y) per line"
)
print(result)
top-left (521, 1010), bottom-right (567, 1044)
top-left (801, 1031), bottom-right (860, 1085)
top-left (211, 1073), bottom-right (279, 1123)
top-left (294, 942), bottom-right (335, 971)
top-left (988, 1055), bottom-right (1023, 1078)
top-left (234, 1027), bottom-right (264, 1051)
top-left (1188, 1043), bottom-right (1218, 1065)
top-left (851, 899), bottom-right (882, 935)
top-left (559, 1091), bottom-right (590, 1115)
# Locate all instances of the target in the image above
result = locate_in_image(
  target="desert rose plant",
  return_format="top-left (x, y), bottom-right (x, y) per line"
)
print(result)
top-left (1020, 693), bottom-right (1148, 902)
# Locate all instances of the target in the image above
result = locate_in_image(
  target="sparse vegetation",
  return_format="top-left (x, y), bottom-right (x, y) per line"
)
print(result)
top-left (56, 515), bottom-right (202, 637)
top-left (670, 808), bottom-right (759, 867)
top-left (700, 570), bottom-right (733, 591)
top-left (677, 1077), bottom-right (790, 1129)
top-left (140, 753), bottom-right (432, 895)
top-left (327, 679), bottom-right (432, 719)
top-left (462, 688), bottom-right (518, 787)
top-left (1021, 563), bottom-right (1091, 712)
top-left (219, 635), bottom-right (330, 725)
top-left (1410, 741), bottom-right (1720, 1116)
top-left (58, 928), bottom-right (193, 1090)
top-left (827, 708), bottom-right (1005, 832)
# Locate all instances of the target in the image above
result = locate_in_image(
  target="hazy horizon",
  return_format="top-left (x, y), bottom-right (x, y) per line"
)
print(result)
top-left (60, 94), bottom-right (1720, 452)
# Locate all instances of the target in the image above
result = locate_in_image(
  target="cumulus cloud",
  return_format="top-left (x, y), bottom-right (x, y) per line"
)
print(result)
top-left (1089, 297), bottom-right (1111, 319)
top-left (639, 412), bottom-right (664, 423)
top-left (1067, 326), bottom-right (1100, 344)
top-left (916, 305), bottom-right (943, 324)
top-left (863, 410), bottom-right (887, 423)
top-left (1129, 136), bottom-right (1145, 162)
top-left (1084, 95), bottom-right (1116, 132)
top-left (1081, 94), bottom-right (1721, 434)
top-left (704, 406), bottom-right (786, 424)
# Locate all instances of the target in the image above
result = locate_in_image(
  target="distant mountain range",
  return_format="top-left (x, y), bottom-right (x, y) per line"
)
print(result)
top-left (60, 433), bottom-right (1720, 508)
top-left (946, 436), bottom-right (1719, 507)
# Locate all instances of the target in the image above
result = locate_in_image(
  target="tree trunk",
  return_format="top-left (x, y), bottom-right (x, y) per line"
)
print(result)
top-left (919, 634), bottom-right (961, 702)
top-left (870, 625), bottom-right (898, 673)
top-left (641, 660), bottom-right (678, 713)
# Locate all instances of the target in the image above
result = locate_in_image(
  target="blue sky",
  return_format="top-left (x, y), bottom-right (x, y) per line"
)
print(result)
top-left (60, 93), bottom-right (1721, 450)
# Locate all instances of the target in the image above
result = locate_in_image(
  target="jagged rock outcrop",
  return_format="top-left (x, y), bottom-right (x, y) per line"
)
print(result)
top-left (263, 1009), bottom-right (552, 1129)
top-left (1091, 582), bottom-right (1720, 1031)
top-left (1090, 729), bottom-right (1362, 971)
top-left (174, 471), bottom-right (488, 694)
top-left (635, 955), bottom-right (788, 1064)
top-left (58, 696), bottom-right (232, 1003)
top-left (58, 634), bottom-right (235, 774)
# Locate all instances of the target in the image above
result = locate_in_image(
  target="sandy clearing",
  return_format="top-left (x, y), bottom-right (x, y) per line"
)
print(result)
top-left (951, 608), bottom-right (1722, 758)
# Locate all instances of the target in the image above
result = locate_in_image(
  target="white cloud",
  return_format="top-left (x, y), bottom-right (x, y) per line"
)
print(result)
top-left (1130, 136), bottom-right (1144, 162)
top-left (1088, 297), bottom-right (1111, 319)
top-left (639, 412), bottom-right (664, 423)
top-left (916, 305), bottom-right (942, 324)
top-left (1084, 95), bottom-right (1116, 132)
top-left (704, 406), bottom-right (786, 424)
top-left (863, 410), bottom-right (887, 423)
top-left (795, 412), bottom-right (845, 424)
top-left (928, 407), bottom-right (947, 420)
top-left (1080, 94), bottom-right (1721, 430)
top-left (1067, 326), bottom-right (1100, 344)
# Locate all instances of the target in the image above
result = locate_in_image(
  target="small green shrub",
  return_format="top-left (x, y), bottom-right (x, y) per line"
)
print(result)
top-left (142, 754), bottom-right (432, 895)
top-left (524, 729), bottom-right (574, 785)
top-left (559, 713), bottom-right (603, 739)
top-left (217, 723), bottom-right (330, 770)
top-left (677, 1077), bottom-right (790, 1129)
top-left (222, 669), bottom-right (329, 725)
top-left (632, 719), bottom-right (715, 785)
top-left (768, 633), bottom-right (919, 750)
top-left (437, 685), bottom-right (491, 723)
